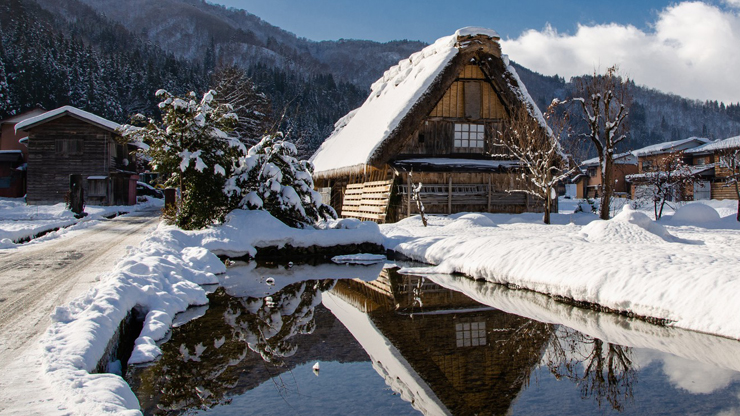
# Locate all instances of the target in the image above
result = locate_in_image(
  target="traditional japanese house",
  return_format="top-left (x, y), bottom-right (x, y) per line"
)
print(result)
top-left (626, 137), bottom-right (712, 201)
top-left (0, 108), bottom-right (46, 197)
top-left (573, 152), bottom-right (638, 199)
top-left (684, 135), bottom-right (740, 200)
top-left (15, 106), bottom-right (142, 205)
top-left (310, 27), bottom-right (554, 223)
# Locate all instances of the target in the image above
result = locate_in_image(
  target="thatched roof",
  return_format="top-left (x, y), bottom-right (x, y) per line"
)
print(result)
top-left (310, 27), bottom-right (545, 179)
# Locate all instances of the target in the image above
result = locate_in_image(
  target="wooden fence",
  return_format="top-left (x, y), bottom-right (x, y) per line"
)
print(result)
top-left (340, 180), bottom-right (394, 222)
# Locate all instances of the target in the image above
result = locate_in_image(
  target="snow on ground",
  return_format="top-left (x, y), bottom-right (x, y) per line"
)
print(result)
top-left (16, 197), bottom-right (740, 415)
top-left (384, 199), bottom-right (740, 340)
top-left (33, 209), bottom-right (381, 415)
top-left (0, 197), bottom-right (163, 248)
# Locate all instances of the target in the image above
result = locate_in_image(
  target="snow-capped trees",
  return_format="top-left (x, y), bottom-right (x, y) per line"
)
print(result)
top-left (569, 66), bottom-right (632, 220)
top-left (495, 104), bottom-right (575, 224)
top-left (121, 89), bottom-right (242, 229)
top-left (224, 134), bottom-right (336, 228)
top-left (632, 152), bottom-right (694, 220)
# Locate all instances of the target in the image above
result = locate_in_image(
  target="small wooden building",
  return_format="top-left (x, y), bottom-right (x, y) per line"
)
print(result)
top-left (311, 27), bottom-right (552, 223)
top-left (684, 135), bottom-right (740, 200)
top-left (15, 106), bottom-right (141, 205)
top-left (574, 152), bottom-right (638, 199)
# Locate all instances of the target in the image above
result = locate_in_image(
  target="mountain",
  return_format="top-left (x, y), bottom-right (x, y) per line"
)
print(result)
top-left (2, 0), bottom-right (739, 159)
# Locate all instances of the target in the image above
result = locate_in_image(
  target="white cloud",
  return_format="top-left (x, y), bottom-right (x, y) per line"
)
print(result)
top-left (726, 0), bottom-right (740, 9)
top-left (501, 1), bottom-right (740, 103)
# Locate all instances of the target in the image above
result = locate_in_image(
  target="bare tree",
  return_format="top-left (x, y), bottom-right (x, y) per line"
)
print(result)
top-left (632, 152), bottom-right (694, 219)
top-left (717, 147), bottom-right (740, 221)
top-left (569, 66), bottom-right (632, 220)
top-left (211, 65), bottom-right (271, 146)
top-left (494, 103), bottom-right (576, 224)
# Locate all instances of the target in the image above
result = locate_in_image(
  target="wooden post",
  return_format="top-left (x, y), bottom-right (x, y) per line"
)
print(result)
top-left (407, 173), bottom-right (411, 218)
top-left (487, 174), bottom-right (492, 212)
top-left (448, 175), bottom-right (453, 214)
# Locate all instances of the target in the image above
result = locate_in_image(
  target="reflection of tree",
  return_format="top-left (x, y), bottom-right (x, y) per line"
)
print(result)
top-left (130, 279), bottom-right (335, 415)
top-left (546, 326), bottom-right (636, 411)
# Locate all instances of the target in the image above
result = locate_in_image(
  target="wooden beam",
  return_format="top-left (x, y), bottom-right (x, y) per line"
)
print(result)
top-left (448, 175), bottom-right (452, 214)
top-left (487, 174), bottom-right (492, 212)
top-left (407, 174), bottom-right (411, 218)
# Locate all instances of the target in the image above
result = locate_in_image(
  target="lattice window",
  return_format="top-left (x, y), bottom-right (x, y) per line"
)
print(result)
top-left (56, 138), bottom-right (84, 156)
top-left (455, 320), bottom-right (486, 347)
top-left (454, 123), bottom-right (485, 151)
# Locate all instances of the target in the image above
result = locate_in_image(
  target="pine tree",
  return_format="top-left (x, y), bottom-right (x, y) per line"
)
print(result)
top-left (210, 65), bottom-right (271, 146)
top-left (121, 89), bottom-right (241, 229)
top-left (224, 133), bottom-right (336, 228)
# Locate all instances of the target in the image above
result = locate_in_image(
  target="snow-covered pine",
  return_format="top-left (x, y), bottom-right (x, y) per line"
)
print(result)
top-left (120, 89), bottom-right (242, 229)
top-left (224, 133), bottom-right (336, 228)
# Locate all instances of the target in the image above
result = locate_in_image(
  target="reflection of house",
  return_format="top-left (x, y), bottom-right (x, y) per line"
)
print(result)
top-left (573, 152), bottom-right (637, 199)
top-left (684, 135), bottom-right (740, 200)
top-left (0, 108), bottom-right (46, 197)
top-left (329, 268), bottom-right (550, 416)
top-left (15, 106), bottom-right (141, 205)
top-left (627, 137), bottom-right (712, 201)
top-left (311, 28), bottom-right (552, 223)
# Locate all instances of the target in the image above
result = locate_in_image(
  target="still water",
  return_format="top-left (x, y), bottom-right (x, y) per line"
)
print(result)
top-left (128, 261), bottom-right (740, 415)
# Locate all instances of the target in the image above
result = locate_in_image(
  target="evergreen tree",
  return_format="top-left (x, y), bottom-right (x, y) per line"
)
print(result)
top-left (210, 65), bottom-right (271, 146)
top-left (224, 133), bottom-right (336, 228)
top-left (121, 89), bottom-right (241, 229)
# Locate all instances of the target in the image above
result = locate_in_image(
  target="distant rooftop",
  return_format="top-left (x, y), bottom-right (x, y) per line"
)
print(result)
top-left (15, 106), bottom-right (120, 133)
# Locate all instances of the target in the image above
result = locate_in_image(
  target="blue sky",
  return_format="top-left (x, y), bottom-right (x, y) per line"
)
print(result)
top-left (213, 0), bottom-right (676, 43)
top-left (212, 0), bottom-right (740, 103)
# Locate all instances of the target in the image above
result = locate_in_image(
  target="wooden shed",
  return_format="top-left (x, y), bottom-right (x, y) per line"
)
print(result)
top-left (15, 106), bottom-right (141, 206)
top-left (310, 27), bottom-right (552, 223)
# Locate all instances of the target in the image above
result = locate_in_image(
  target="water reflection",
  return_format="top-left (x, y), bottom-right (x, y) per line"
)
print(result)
top-left (129, 263), bottom-right (740, 416)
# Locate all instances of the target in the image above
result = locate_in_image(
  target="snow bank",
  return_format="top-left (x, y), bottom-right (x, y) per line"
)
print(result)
top-left (383, 202), bottom-right (740, 340)
top-left (37, 209), bottom-right (384, 415)
top-left (670, 203), bottom-right (721, 223)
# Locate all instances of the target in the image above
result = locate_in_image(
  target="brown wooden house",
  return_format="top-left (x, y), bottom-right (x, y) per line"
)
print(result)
top-left (310, 27), bottom-right (553, 223)
top-left (15, 106), bottom-right (141, 205)
top-left (573, 152), bottom-right (638, 199)
top-left (684, 135), bottom-right (740, 200)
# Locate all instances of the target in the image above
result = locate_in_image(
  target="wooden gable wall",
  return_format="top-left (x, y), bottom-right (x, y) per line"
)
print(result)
top-left (428, 65), bottom-right (507, 120)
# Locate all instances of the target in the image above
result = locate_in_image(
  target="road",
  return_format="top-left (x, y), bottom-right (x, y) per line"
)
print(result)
top-left (0, 209), bottom-right (161, 414)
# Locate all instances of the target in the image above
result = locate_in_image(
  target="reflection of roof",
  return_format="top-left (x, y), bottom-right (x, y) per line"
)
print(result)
top-left (392, 158), bottom-right (519, 172)
top-left (632, 137), bottom-right (711, 157)
top-left (685, 135), bottom-right (740, 154)
top-left (580, 152), bottom-right (637, 167)
top-left (15, 106), bottom-right (120, 133)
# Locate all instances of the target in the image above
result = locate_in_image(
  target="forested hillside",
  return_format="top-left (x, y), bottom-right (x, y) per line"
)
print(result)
top-left (2, 0), bottom-right (739, 159)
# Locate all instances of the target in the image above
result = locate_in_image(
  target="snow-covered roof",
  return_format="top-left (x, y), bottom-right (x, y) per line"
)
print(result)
top-left (0, 150), bottom-right (23, 154)
top-left (684, 135), bottom-right (740, 154)
top-left (625, 164), bottom-right (715, 181)
top-left (0, 108), bottom-right (46, 125)
top-left (15, 105), bottom-right (120, 133)
top-left (580, 152), bottom-right (637, 167)
top-left (310, 27), bottom-right (543, 178)
top-left (631, 137), bottom-right (711, 157)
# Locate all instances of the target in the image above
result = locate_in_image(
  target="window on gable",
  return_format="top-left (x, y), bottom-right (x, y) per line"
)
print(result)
top-left (56, 138), bottom-right (84, 156)
top-left (454, 123), bottom-right (485, 151)
top-left (456, 319), bottom-right (487, 347)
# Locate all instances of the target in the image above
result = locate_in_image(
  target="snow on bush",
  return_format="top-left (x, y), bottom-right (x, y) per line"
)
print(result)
top-left (224, 134), bottom-right (336, 228)
top-left (580, 207), bottom-right (681, 244)
top-left (671, 203), bottom-right (721, 223)
top-left (444, 213), bottom-right (497, 230)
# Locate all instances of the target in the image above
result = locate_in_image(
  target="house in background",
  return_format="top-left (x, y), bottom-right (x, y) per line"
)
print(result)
top-left (15, 106), bottom-right (141, 206)
top-left (0, 108), bottom-right (46, 197)
top-left (626, 137), bottom-right (712, 201)
top-left (573, 152), bottom-right (637, 199)
top-left (311, 27), bottom-right (554, 223)
top-left (684, 135), bottom-right (740, 200)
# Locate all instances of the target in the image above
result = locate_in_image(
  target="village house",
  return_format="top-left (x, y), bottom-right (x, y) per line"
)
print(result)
top-left (573, 152), bottom-right (638, 199)
top-left (0, 108), bottom-right (46, 197)
top-left (15, 106), bottom-right (142, 206)
top-left (684, 135), bottom-right (740, 200)
top-left (626, 137), bottom-right (712, 201)
top-left (310, 27), bottom-right (554, 223)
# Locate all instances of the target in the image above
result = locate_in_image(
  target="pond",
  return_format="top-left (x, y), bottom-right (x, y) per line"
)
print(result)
top-left (128, 261), bottom-right (740, 415)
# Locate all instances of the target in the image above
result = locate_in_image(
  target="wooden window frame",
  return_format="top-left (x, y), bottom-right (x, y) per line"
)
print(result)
top-left (56, 138), bottom-right (84, 156)
top-left (453, 123), bottom-right (485, 152)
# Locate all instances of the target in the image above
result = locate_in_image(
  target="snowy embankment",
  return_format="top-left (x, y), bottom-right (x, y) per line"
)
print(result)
top-left (383, 200), bottom-right (740, 340)
top-left (0, 197), bottom-right (163, 248)
top-left (38, 209), bottom-right (381, 415)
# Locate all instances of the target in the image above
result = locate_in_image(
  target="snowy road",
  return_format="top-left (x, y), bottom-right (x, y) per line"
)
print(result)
top-left (0, 209), bottom-right (160, 414)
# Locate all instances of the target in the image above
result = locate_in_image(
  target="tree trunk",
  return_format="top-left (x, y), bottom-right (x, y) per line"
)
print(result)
top-left (599, 154), bottom-right (615, 220)
top-left (735, 181), bottom-right (739, 222)
top-left (543, 190), bottom-right (551, 224)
